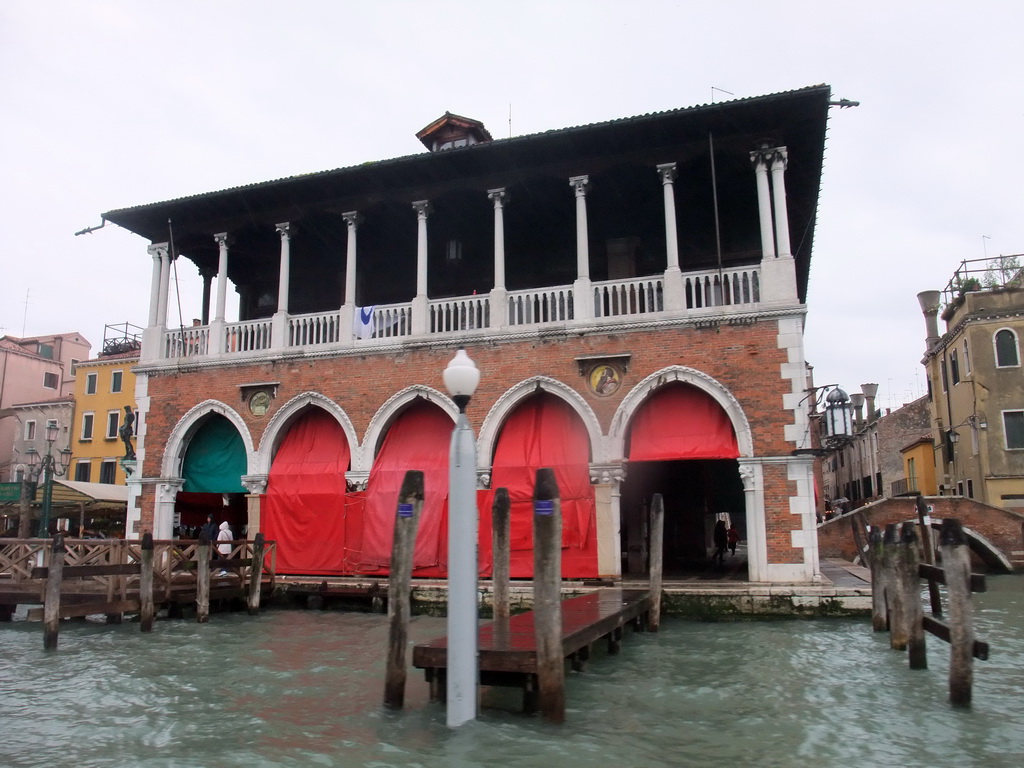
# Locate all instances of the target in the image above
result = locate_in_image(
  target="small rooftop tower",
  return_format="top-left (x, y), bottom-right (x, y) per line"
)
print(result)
top-left (416, 112), bottom-right (493, 152)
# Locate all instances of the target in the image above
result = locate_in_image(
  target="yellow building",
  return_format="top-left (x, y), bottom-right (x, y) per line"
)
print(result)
top-left (70, 349), bottom-right (139, 485)
top-left (900, 437), bottom-right (938, 496)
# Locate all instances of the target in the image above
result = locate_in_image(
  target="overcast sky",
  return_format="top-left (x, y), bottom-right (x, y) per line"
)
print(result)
top-left (2, 1), bottom-right (1020, 413)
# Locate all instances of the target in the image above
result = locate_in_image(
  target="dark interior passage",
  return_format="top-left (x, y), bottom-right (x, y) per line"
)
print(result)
top-left (619, 459), bottom-right (745, 578)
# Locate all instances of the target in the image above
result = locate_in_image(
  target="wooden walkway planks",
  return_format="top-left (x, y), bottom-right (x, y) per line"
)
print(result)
top-left (412, 588), bottom-right (652, 708)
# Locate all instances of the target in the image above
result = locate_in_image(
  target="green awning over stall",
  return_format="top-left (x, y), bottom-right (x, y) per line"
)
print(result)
top-left (182, 416), bottom-right (247, 493)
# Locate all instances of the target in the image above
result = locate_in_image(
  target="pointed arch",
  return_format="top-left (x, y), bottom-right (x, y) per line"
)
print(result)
top-left (162, 399), bottom-right (255, 480)
top-left (610, 366), bottom-right (753, 460)
top-left (479, 376), bottom-right (605, 467)
top-left (256, 391), bottom-right (358, 476)
top-left (361, 385), bottom-right (456, 470)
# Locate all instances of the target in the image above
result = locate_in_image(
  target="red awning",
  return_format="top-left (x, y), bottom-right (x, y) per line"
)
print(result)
top-left (628, 384), bottom-right (739, 461)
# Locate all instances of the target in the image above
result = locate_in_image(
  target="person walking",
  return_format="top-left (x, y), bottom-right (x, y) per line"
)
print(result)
top-left (727, 524), bottom-right (740, 556)
top-left (713, 519), bottom-right (728, 566)
top-left (216, 520), bottom-right (233, 576)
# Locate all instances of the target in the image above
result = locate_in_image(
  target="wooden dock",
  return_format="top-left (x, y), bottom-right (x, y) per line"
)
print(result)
top-left (0, 536), bottom-right (276, 632)
top-left (412, 588), bottom-right (652, 712)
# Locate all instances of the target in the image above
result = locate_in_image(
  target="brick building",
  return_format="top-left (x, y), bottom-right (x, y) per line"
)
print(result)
top-left (100, 86), bottom-right (835, 583)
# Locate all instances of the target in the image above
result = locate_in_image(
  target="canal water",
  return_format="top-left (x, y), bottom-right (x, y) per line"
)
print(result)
top-left (3, 577), bottom-right (1023, 768)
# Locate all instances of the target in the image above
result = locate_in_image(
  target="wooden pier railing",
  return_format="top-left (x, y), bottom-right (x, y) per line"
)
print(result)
top-left (0, 535), bottom-right (277, 647)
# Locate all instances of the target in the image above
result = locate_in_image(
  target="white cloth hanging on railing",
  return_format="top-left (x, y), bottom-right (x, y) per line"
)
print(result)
top-left (355, 306), bottom-right (376, 339)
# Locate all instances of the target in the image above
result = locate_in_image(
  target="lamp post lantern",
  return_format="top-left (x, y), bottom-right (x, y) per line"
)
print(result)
top-left (442, 347), bottom-right (480, 727)
top-left (28, 421), bottom-right (72, 538)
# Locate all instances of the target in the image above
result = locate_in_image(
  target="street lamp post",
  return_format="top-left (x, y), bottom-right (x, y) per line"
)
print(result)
top-left (442, 347), bottom-right (480, 728)
top-left (27, 421), bottom-right (72, 538)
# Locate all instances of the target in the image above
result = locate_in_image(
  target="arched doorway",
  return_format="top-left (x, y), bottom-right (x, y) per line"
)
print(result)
top-left (176, 414), bottom-right (248, 539)
top-left (621, 383), bottom-right (743, 577)
top-left (490, 392), bottom-right (598, 578)
top-left (262, 408), bottom-right (352, 575)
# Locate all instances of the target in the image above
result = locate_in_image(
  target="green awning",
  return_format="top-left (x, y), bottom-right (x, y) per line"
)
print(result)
top-left (182, 416), bottom-right (247, 493)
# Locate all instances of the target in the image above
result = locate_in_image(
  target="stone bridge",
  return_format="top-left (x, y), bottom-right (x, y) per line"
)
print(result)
top-left (817, 496), bottom-right (1024, 574)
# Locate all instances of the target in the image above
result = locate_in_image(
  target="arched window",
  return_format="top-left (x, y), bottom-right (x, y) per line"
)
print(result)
top-left (994, 329), bottom-right (1020, 368)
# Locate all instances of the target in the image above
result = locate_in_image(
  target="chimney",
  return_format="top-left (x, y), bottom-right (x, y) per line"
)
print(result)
top-left (917, 290), bottom-right (941, 350)
top-left (850, 392), bottom-right (865, 431)
top-left (861, 382), bottom-right (878, 422)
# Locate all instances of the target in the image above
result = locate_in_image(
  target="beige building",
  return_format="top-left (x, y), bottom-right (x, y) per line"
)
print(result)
top-left (917, 256), bottom-right (1024, 511)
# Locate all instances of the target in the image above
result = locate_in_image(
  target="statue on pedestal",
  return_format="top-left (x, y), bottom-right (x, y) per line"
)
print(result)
top-left (119, 406), bottom-right (136, 460)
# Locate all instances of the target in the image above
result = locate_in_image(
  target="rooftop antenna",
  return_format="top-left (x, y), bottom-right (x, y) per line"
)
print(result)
top-left (21, 289), bottom-right (32, 336)
top-left (508, 103), bottom-right (512, 138)
top-left (982, 234), bottom-right (991, 259)
top-left (711, 86), bottom-right (733, 104)
top-left (707, 86), bottom-right (731, 300)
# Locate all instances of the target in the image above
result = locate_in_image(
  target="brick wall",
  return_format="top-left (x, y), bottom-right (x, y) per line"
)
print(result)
top-left (138, 318), bottom-right (807, 563)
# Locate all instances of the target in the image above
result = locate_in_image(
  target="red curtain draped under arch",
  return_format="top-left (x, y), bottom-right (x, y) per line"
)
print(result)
top-left (489, 394), bottom-right (598, 578)
top-left (627, 384), bottom-right (739, 461)
top-left (360, 402), bottom-right (452, 569)
top-left (262, 409), bottom-right (351, 574)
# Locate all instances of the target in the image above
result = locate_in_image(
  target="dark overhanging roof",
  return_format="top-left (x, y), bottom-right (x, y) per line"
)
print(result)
top-left (102, 84), bottom-right (833, 296)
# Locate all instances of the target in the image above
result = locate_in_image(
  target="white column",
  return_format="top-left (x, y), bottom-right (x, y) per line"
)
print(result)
top-left (152, 479), bottom-right (184, 541)
top-left (411, 201), bottom-right (432, 335)
top-left (340, 211), bottom-right (360, 340)
top-left (213, 233), bottom-right (230, 321)
top-left (146, 244), bottom-right (166, 327)
top-left (275, 222), bottom-right (293, 313)
top-left (488, 189), bottom-right (508, 328)
top-left (209, 233), bottom-right (229, 355)
top-left (750, 148), bottom-right (776, 260)
top-left (157, 246), bottom-right (171, 327)
top-left (570, 175), bottom-right (593, 320)
top-left (342, 212), bottom-right (360, 307)
top-left (141, 244), bottom-right (169, 362)
top-left (738, 461), bottom-right (768, 582)
top-left (488, 188), bottom-right (507, 290)
top-left (657, 163), bottom-right (680, 271)
top-left (758, 146), bottom-right (798, 304)
top-left (657, 163), bottom-right (684, 311)
top-left (770, 148), bottom-right (792, 259)
top-left (272, 222), bottom-right (293, 350)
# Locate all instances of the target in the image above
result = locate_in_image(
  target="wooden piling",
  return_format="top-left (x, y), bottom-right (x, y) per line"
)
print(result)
top-left (868, 526), bottom-right (887, 632)
top-left (899, 523), bottom-right (926, 670)
top-left (884, 523), bottom-right (912, 650)
top-left (196, 535), bottom-right (211, 623)
top-left (940, 518), bottom-right (974, 707)
top-left (384, 470), bottom-right (424, 710)
top-left (533, 467), bottom-right (565, 724)
top-left (915, 495), bottom-right (942, 616)
top-left (248, 533), bottom-right (266, 615)
top-left (492, 488), bottom-right (511, 623)
top-left (43, 534), bottom-right (65, 650)
top-left (139, 533), bottom-right (155, 632)
top-left (648, 493), bottom-right (664, 632)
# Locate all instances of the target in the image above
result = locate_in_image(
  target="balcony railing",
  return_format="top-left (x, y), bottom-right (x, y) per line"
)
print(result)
top-left (290, 311), bottom-right (340, 347)
top-left (507, 287), bottom-right (574, 326)
top-left (429, 295), bottom-right (489, 333)
top-left (225, 318), bottom-right (273, 353)
top-left (153, 266), bottom-right (762, 362)
top-left (891, 477), bottom-right (919, 497)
